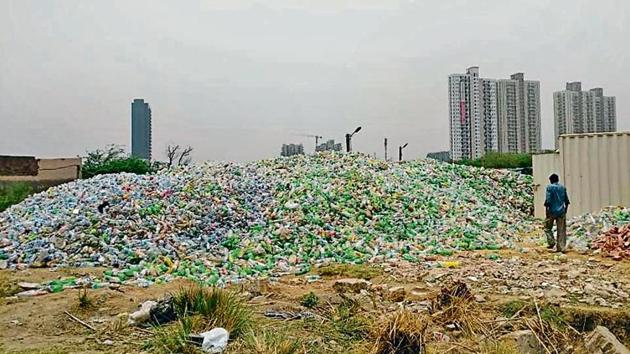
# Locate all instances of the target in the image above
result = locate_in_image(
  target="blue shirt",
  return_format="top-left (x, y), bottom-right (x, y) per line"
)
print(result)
top-left (545, 183), bottom-right (570, 217)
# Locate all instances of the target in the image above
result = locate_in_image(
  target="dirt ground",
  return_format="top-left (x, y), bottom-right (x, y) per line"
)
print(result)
top-left (1, 234), bottom-right (630, 354)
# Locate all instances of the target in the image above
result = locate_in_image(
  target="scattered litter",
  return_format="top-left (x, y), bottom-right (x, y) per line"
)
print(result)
top-left (264, 309), bottom-right (314, 320)
top-left (199, 327), bottom-right (229, 353)
top-left (128, 300), bottom-right (158, 326)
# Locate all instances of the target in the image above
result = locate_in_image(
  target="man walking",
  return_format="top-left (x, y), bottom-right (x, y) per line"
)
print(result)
top-left (544, 174), bottom-right (570, 252)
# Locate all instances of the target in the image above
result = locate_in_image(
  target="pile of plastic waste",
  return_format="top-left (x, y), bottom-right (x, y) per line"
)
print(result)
top-left (0, 153), bottom-right (534, 287)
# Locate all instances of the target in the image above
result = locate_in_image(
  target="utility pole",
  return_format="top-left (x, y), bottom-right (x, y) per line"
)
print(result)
top-left (384, 138), bottom-right (388, 161)
top-left (345, 126), bottom-right (362, 153)
top-left (399, 143), bottom-right (408, 162)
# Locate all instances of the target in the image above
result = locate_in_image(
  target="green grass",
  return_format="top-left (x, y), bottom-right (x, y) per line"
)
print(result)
top-left (0, 182), bottom-right (33, 212)
top-left (238, 330), bottom-right (305, 354)
top-left (150, 316), bottom-right (203, 354)
top-left (300, 292), bottom-right (319, 308)
top-left (172, 285), bottom-right (253, 337)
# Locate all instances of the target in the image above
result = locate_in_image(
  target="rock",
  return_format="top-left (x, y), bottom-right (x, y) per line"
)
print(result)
top-left (18, 282), bottom-right (41, 290)
top-left (501, 330), bottom-right (543, 354)
top-left (128, 300), bottom-right (158, 326)
top-left (102, 339), bottom-right (114, 346)
top-left (333, 279), bottom-right (371, 294)
top-left (585, 326), bottom-right (630, 354)
top-left (474, 294), bottom-right (486, 303)
top-left (0, 260), bottom-right (8, 269)
top-left (408, 287), bottom-right (431, 301)
top-left (200, 327), bottom-right (229, 353)
top-left (16, 289), bottom-right (48, 298)
top-left (387, 286), bottom-right (406, 302)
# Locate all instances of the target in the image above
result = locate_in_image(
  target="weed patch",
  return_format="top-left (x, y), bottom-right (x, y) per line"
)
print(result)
top-left (172, 285), bottom-right (253, 337)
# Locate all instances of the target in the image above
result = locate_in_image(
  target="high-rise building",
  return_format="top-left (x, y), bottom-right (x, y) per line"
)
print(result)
top-left (448, 67), bottom-right (484, 161)
top-left (553, 82), bottom-right (616, 147)
top-left (497, 73), bottom-right (541, 153)
top-left (449, 67), bottom-right (541, 161)
top-left (281, 143), bottom-right (304, 157)
top-left (131, 99), bottom-right (152, 160)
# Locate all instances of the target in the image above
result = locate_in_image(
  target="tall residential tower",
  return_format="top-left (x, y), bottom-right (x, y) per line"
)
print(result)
top-left (131, 98), bottom-right (152, 160)
top-left (553, 82), bottom-right (616, 147)
top-left (449, 67), bottom-right (540, 161)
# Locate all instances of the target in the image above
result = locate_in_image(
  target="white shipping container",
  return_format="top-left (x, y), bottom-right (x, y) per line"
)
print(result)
top-left (533, 132), bottom-right (630, 218)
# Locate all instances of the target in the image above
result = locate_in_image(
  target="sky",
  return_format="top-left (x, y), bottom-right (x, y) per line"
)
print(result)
top-left (1, 0), bottom-right (629, 162)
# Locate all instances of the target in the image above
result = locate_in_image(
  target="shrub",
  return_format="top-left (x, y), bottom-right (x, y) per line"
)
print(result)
top-left (300, 292), bottom-right (319, 308)
top-left (82, 145), bottom-right (154, 179)
top-left (457, 152), bottom-right (532, 169)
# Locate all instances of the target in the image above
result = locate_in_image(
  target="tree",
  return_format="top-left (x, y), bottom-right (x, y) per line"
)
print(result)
top-left (82, 145), bottom-right (153, 179)
top-left (165, 144), bottom-right (193, 168)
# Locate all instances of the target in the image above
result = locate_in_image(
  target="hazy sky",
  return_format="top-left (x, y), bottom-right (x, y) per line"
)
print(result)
top-left (1, 0), bottom-right (629, 162)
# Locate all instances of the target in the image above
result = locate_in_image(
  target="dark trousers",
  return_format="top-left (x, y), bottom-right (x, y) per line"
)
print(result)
top-left (544, 212), bottom-right (566, 252)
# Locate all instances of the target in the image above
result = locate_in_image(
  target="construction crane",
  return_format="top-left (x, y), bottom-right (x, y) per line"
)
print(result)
top-left (295, 134), bottom-right (323, 151)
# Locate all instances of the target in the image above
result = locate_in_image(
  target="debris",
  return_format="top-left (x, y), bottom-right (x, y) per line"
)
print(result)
top-left (199, 328), bottom-right (229, 353)
top-left (149, 297), bottom-right (177, 325)
top-left (264, 309), bottom-right (314, 320)
top-left (585, 326), bottom-right (630, 354)
top-left (64, 311), bottom-right (96, 332)
top-left (16, 289), bottom-right (48, 298)
top-left (568, 207), bottom-right (630, 251)
top-left (501, 330), bottom-right (543, 354)
top-left (387, 286), bottom-right (406, 302)
top-left (437, 281), bottom-right (472, 307)
top-left (591, 223), bottom-right (630, 260)
top-left (17, 282), bottom-right (41, 290)
top-left (128, 300), bottom-right (158, 326)
top-left (333, 279), bottom-right (371, 294)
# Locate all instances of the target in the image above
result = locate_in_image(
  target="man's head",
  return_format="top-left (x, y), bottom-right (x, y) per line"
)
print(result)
top-left (549, 174), bottom-right (559, 183)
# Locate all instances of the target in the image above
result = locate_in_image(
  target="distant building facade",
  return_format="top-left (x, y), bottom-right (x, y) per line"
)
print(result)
top-left (281, 143), bottom-right (304, 157)
top-left (131, 99), bottom-right (152, 160)
top-left (426, 151), bottom-right (450, 162)
top-left (449, 67), bottom-right (540, 161)
top-left (553, 82), bottom-right (616, 147)
top-left (315, 139), bottom-right (343, 152)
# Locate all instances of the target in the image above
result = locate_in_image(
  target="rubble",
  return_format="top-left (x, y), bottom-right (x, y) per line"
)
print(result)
top-left (591, 223), bottom-right (630, 260)
top-left (585, 326), bottom-right (630, 354)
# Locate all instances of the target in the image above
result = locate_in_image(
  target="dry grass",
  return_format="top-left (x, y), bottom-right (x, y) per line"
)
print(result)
top-left (237, 330), bottom-right (306, 354)
top-left (316, 264), bottom-right (382, 280)
top-left (371, 310), bottom-right (426, 354)
top-left (0, 271), bottom-right (20, 298)
top-left (432, 281), bottom-right (490, 337)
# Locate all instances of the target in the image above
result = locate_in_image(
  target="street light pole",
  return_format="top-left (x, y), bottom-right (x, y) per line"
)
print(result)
top-left (399, 143), bottom-right (408, 162)
top-left (345, 126), bottom-right (362, 153)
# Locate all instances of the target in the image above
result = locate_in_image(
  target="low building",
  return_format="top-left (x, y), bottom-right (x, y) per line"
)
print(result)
top-left (426, 151), bottom-right (450, 162)
top-left (0, 155), bottom-right (82, 188)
